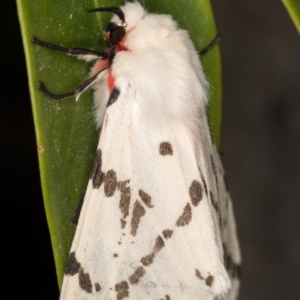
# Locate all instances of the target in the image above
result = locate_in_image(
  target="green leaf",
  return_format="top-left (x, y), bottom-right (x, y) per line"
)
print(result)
top-left (282, 0), bottom-right (300, 33)
top-left (16, 0), bottom-right (221, 288)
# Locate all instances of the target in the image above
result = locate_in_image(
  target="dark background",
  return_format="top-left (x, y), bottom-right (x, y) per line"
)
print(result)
top-left (2, 0), bottom-right (299, 299)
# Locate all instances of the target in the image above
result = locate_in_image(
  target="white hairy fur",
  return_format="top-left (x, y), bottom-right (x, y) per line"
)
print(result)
top-left (60, 2), bottom-right (241, 299)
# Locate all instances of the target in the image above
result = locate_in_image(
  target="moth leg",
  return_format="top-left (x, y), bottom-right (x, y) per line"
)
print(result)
top-left (31, 36), bottom-right (107, 60)
top-left (38, 68), bottom-right (108, 101)
top-left (198, 34), bottom-right (222, 56)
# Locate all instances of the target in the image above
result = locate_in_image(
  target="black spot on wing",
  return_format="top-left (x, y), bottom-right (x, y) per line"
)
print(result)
top-left (118, 180), bottom-right (131, 219)
top-left (79, 268), bottom-right (93, 293)
top-left (176, 203), bottom-right (192, 227)
top-left (195, 269), bottom-right (204, 280)
top-left (205, 274), bottom-right (214, 287)
top-left (189, 180), bottom-right (203, 207)
top-left (65, 252), bottom-right (81, 275)
top-left (141, 236), bottom-right (165, 266)
top-left (139, 189), bottom-right (153, 208)
top-left (153, 235), bottom-right (165, 253)
top-left (131, 200), bottom-right (146, 236)
top-left (104, 169), bottom-right (117, 197)
top-left (95, 282), bottom-right (101, 292)
top-left (120, 218), bottom-right (126, 229)
top-left (159, 142), bottom-right (173, 156)
top-left (107, 87), bottom-right (120, 107)
top-left (141, 253), bottom-right (155, 266)
top-left (162, 229), bottom-right (173, 239)
top-left (195, 269), bottom-right (214, 287)
top-left (115, 281), bottom-right (129, 300)
top-left (128, 266), bottom-right (146, 284)
top-left (91, 149), bottom-right (105, 189)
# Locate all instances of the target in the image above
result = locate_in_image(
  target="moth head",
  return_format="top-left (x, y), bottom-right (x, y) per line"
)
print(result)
top-left (88, 1), bottom-right (145, 46)
top-left (87, 7), bottom-right (127, 45)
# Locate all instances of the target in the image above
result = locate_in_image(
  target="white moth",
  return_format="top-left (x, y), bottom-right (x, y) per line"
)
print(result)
top-left (33, 1), bottom-right (241, 299)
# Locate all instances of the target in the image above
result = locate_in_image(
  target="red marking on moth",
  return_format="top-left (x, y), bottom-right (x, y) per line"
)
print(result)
top-left (116, 36), bottom-right (128, 52)
top-left (107, 68), bottom-right (115, 93)
top-left (94, 58), bottom-right (109, 74)
top-left (116, 44), bottom-right (128, 52)
top-left (106, 34), bottom-right (130, 93)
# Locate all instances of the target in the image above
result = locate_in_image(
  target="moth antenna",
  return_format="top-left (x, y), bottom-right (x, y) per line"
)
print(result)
top-left (87, 7), bottom-right (125, 23)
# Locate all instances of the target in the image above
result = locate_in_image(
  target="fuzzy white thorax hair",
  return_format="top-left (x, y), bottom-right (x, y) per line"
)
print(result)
top-left (93, 1), bottom-right (209, 150)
